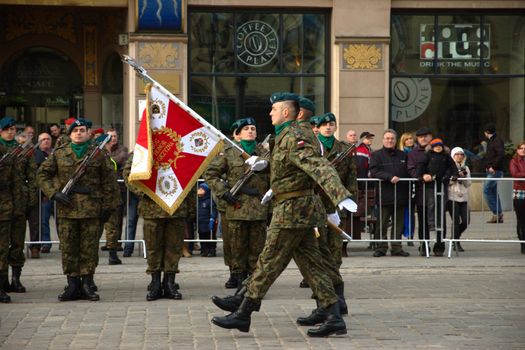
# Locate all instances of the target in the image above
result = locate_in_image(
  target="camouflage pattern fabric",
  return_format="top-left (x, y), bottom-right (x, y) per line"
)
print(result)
top-left (228, 220), bottom-right (266, 274)
top-left (143, 217), bottom-right (185, 274)
top-left (0, 222), bottom-right (10, 275)
top-left (8, 219), bottom-right (26, 267)
top-left (204, 143), bottom-right (270, 221)
top-left (218, 210), bottom-right (232, 267)
top-left (245, 123), bottom-right (351, 309)
top-left (54, 134), bottom-right (71, 149)
top-left (37, 143), bottom-right (119, 218)
top-left (104, 209), bottom-right (123, 249)
top-left (59, 218), bottom-right (101, 276)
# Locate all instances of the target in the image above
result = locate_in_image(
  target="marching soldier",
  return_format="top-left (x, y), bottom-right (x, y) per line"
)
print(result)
top-left (37, 118), bottom-right (119, 301)
top-left (204, 117), bottom-right (270, 290)
top-left (123, 155), bottom-right (195, 301)
top-left (0, 117), bottom-right (37, 294)
top-left (211, 93), bottom-right (357, 337)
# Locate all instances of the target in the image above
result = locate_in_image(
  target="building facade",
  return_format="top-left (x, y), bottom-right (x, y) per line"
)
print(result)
top-left (0, 0), bottom-right (524, 167)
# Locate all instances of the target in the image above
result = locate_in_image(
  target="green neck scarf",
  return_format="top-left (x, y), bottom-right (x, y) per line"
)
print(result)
top-left (318, 134), bottom-right (335, 151)
top-left (0, 137), bottom-right (18, 148)
top-left (240, 140), bottom-right (257, 155)
top-left (70, 142), bottom-right (89, 159)
top-left (275, 120), bottom-right (293, 136)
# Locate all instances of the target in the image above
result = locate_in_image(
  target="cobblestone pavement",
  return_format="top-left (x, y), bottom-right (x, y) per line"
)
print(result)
top-left (1, 212), bottom-right (524, 349)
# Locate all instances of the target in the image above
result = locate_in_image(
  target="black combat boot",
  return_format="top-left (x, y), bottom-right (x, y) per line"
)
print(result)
top-left (212, 272), bottom-right (247, 311)
top-left (163, 273), bottom-right (182, 300)
top-left (108, 249), bottom-right (122, 265)
top-left (335, 283), bottom-right (348, 315)
top-left (10, 266), bottom-right (26, 293)
top-left (224, 271), bottom-right (238, 289)
top-left (306, 303), bottom-right (347, 337)
top-left (211, 297), bottom-right (261, 332)
top-left (81, 275), bottom-right (100, 301)
top-left (58, 276), bottom-right (81, 301)
top-left (0, 275), bottom-right (11, 303)
top-left (146, 271), bottom-right (162, 301)
top-left (296, 299), bottom-right (328, 326)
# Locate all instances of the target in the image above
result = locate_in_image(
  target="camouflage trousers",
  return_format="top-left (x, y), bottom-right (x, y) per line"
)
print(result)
top-left (229, 220), bottom-right (266, 274)
top-left (246, 226), bottom-right (339, 309)
top-left (326, 224), bottom-right (343, 269)
top-left (59, 218), bottom-right (101, 276)
top-left (0, 221), bottom-right (10, 275)
top-left (295, 222), bottom-right (343, 290)
top-left (8, 215), bottom-right (26, 267)
top-left (219, 212), bottom-right (231, 268)
top-left (143, 218), bottom-right (184, 274)
top-left (103, 208), bottom-right (123, 249)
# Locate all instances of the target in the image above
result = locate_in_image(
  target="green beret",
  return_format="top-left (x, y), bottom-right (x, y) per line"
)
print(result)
top-left (0, 117), bottom-right (16, 130)
top-left (230, 117), bottom-right (257, 134)
top-left (298, 96), bottom-right (315, 113)
top-left (67, 118), bottom-right (92, 135)
top-left (270, 92), bottom-right (299, 104)
top-left (309, 116), bottom-right (320, 125)
top-left (315, 112), bottom-right (336, 127)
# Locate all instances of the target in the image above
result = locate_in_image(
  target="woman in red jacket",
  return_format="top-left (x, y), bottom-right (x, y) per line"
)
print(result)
top-left (510, 141), bottom-right (525, 254)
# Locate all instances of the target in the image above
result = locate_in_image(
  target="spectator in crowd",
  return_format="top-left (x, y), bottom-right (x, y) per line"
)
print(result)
top-left (355, 132), bottom-right (374, 177)
top-left (483, 123), bottom-right (505, 223)
top-left (48, 123), bottom-right (62, 147)
top-left (15, 131), bottom-right (28, 144)
top-left (369, 129), bottom-right (410, 257)
top-left (24, 126), bottom-right (35, 142)
top-left (447, 147), bottom-right (471, 252)
top-left (197, 182), bottom-right (218, 257)
top-left (346, 129), bottom-right (358, 146)
top-left (28, 133), bottom-right (54, 257)
top-left (354, 131), bottom-right (375, 242)
top-left (416, 138), bottom-right (456, 256)
top-left (509, 141), bottom-right (525, 254)
top-left (407, 127), bottom-right (433, 255)
top-left (398, 132), bottom-right (416, 246)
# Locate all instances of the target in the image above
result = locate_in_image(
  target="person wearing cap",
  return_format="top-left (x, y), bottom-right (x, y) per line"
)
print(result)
top-left (407, 127), bottom-right (433, 253)
top-left (0, 117), bottom-right (25, 303)
top-left (123, 155), bottom-right (195, 301)
top-left (37, 118), bottom-right (119, 301)
top-left (369, 129), bottom-right (411, 257)
top-left (483, 123), bottom-right (505, 223)
top-left (0, 117), bottom-right (38, 294)
top-left (448, 147), bottom-right (472, 252)
top-left (310, 116), bottom-right (320, 136)
top-left (416, 137), bottom-right (457, 256)
top-left (210, 92), bottom-right (357, 338)
top-left (196, 182), bottom-right (218, 257)
top-left (353, 131), bottom-right (375, 242)
top-left (204, 117), bottom-right (270, 291)
top-left (296, 96), bottom-right (323, 152)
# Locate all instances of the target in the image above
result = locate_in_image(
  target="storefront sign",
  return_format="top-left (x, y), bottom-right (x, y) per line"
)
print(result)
top-left (420, 24), bottom-right (490, 68)
top-left (391, 78), bottom-right (431, 122)
top-left (236, 20), bottom-right (278, 67)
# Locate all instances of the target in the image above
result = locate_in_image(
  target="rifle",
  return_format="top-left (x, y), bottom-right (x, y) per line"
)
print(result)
top-left (329, 139), bottom-right (362, 168)
top-left (0, 139), bottom-right (32, 168)
top-left (17, 141), bottom-right (41, 159)
top-left (61, 134), bottom-right (112, 196)
top-left (228, 134), bottom-right (271, 197)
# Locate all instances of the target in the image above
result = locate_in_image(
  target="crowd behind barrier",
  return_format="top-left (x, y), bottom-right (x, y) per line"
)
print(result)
top-left (24, 176), bottom-right (524, 259)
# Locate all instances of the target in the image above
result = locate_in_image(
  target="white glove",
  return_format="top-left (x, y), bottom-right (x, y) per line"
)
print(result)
top-left (327, 212), bottom-right (341, 226)
top-left (261, 189), bottom-right (273, 205)
top-left (338, 198), bottom-right (358, 213)
top-left (245, 156), bottom-right (268, 172)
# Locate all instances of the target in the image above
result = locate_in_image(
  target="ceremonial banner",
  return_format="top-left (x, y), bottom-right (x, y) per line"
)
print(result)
top-left (129, 84), bottom-right (224, 214)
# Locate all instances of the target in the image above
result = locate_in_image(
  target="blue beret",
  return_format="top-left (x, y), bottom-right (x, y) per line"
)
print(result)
top-left (270, 92), bottom-right (300, 104)
top-left (67, 118), bottom-right (92, 135)
top-left (298, 96), bottom-right (315, 113)
top-left (0, 117), bottom-right (16, 130)
top-left (315, 112), bottom-right (336, 127)
top-left (230, 117), bottom-right (256, 133)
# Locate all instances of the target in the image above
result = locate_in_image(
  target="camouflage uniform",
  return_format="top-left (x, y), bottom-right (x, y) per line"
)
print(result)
top-left (205, 143), bottom-right (270, 275)
top-left (37, 143), bottom-right (118, 277)
top-left (245, 122), bottom-right (351, 309)
top-left (54, 134), bottom-right (71, 148)
top-left (123, 156), bottom-right (195, 275)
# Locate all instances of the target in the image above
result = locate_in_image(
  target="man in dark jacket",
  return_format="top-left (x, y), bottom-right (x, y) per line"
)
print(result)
top-left (483, 123), bottom-right (505, 223)
top-left (407, 127), bottom-right (433, 254)
top-left (369, 129), bottom-right (410, 257)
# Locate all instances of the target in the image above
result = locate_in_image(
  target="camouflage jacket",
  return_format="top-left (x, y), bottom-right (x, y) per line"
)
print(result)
top-left (3, 142), bottom-right (38, 214)
top-left (123, 155), bottom-right (196, 219)
top-left (269, 123), bottom-right (351, 228)
top-left (37, 143), bottom-right (119, 219)
top-left (54, 134), bottom-right (71, 148)
top-left (0, 145), bottom-right (23, 221)
top-left (204, 142), bottom-right (270, 221)
top-left (319, 139), bottom-right (358, 214)
top-left (296, 120), bottom-right (323, 153)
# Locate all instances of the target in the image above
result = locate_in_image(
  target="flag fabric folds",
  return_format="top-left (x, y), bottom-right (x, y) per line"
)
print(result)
top-left (129, 83), bottom-right (223, 215)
